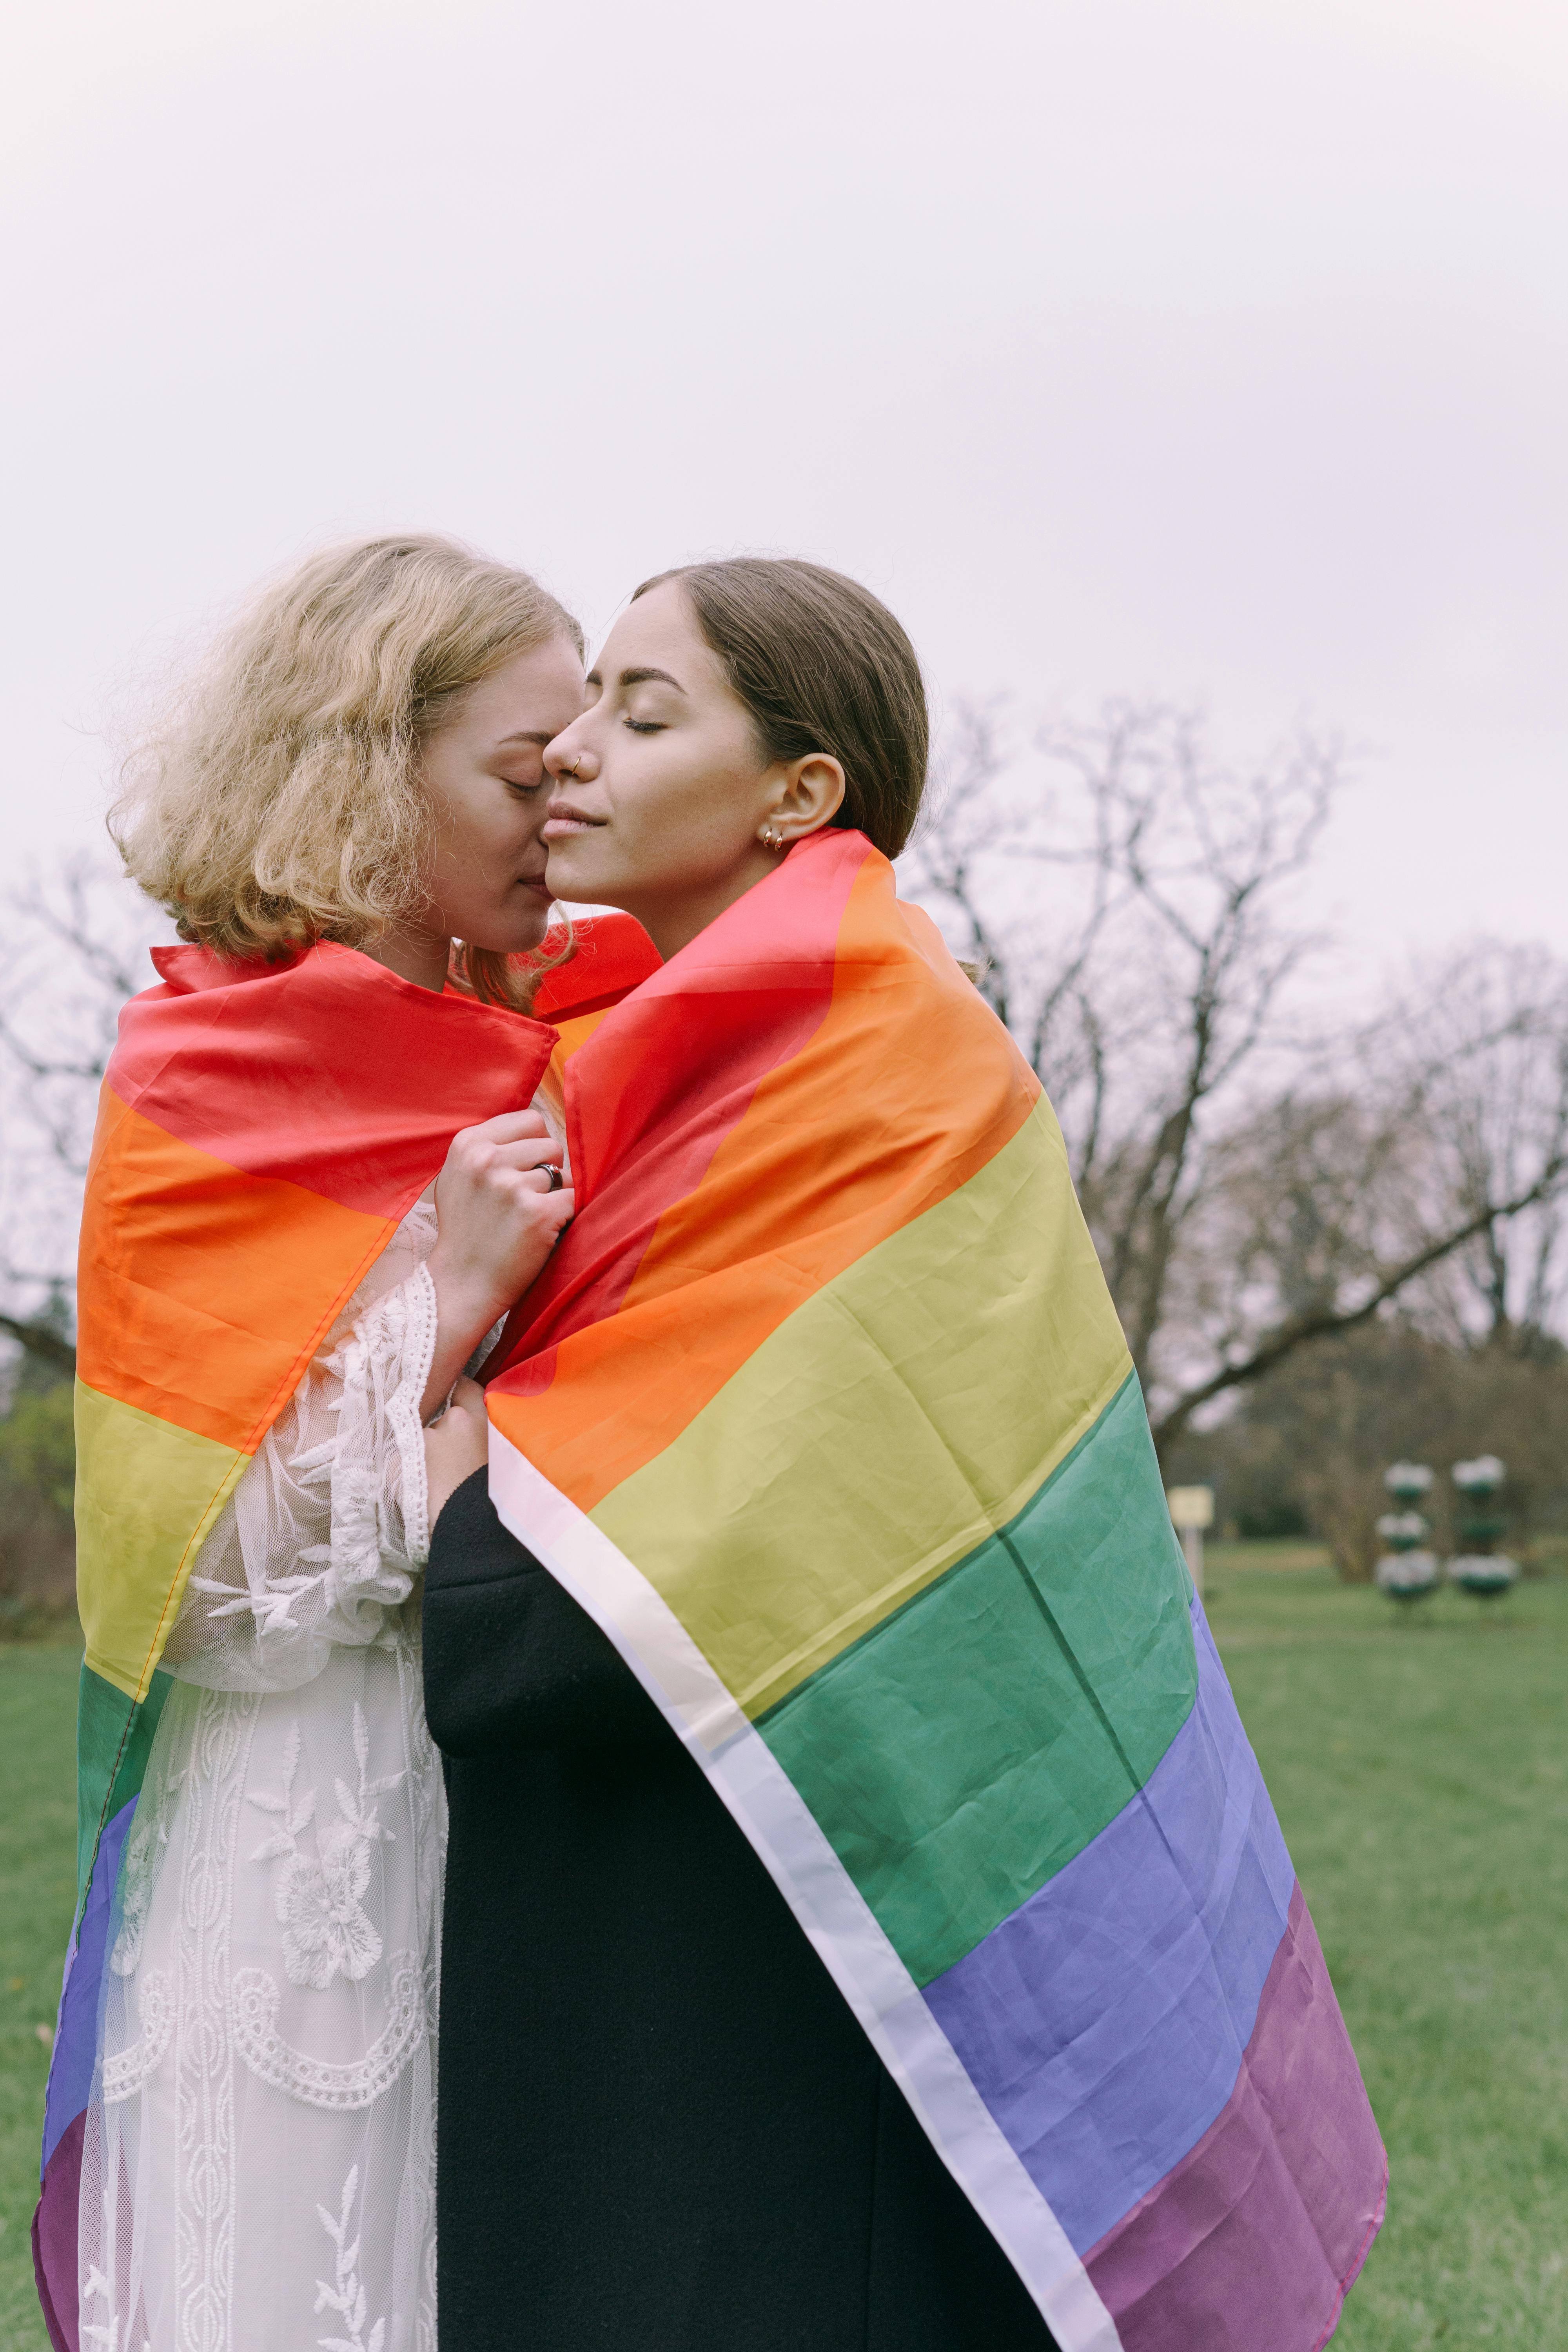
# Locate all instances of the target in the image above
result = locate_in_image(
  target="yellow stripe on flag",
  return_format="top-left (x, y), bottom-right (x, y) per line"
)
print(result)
top-left (589, 1096), bottom-right (1133, 1716)
top-left (74, 1381), bottom-right (246, 1700)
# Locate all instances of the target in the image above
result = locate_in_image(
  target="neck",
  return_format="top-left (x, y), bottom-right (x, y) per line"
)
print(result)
top-left (358, 921), bottom-right (451, 993)
top-left (632, 846), bottom-right (780, 964)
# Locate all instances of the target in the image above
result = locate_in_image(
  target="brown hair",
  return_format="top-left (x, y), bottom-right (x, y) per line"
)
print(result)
top-left (111, 534), bottom-right (583, 1011)
top-left (633, 557), bottom-right (928, 858)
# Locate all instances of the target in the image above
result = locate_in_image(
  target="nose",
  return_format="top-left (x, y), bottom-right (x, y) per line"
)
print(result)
top-left (544, 728), bottom-right (598, 785)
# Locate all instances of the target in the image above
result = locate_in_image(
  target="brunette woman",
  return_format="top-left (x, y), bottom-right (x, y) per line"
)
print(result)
top-left (421, 560), bottom-right (1061, 2352)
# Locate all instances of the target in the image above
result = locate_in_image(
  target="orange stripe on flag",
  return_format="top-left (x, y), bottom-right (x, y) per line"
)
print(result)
top-left (490, 869), bottom-right (1038, 1511)
top-left (78, 1093), bottom-right (395, 1452)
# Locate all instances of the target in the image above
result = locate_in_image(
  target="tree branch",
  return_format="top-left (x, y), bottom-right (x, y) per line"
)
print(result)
top-left (0, 1313), bottom-right (77, 1376)
top-left (1151, 1159), bottom-right (1568, 1447)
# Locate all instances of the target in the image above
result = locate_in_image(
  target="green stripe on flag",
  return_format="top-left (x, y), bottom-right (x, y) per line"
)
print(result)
top-left (758, 1374), bottom-right (1196, 1985)
top-left (75, 1660), bottom-right (173, 1911)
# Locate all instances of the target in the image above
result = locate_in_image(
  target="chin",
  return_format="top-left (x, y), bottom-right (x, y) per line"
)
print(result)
top-left (542, 847), bottom-right (604, 904)
top-left (466, 911), bottom-right (553, 959)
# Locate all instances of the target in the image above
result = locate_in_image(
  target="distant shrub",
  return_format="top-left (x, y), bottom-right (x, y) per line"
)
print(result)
top-left (0, 1383), bottom-right (74, 1512)
top-left (0, 1370), bottom-right (76, 1626)
top-left (1178, 1325), bottom-right (1568, 1580)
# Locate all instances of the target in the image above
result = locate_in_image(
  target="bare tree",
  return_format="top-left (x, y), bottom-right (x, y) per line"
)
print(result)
top-left (1385, 944), bottom-right (1568, 1352)
top-left (1156, 1056), bottom-right (1568, 1451)
top-left (904, 702), bottom-right (1568, 1455)
top-left (0, 859), bottom-right (167, 1377)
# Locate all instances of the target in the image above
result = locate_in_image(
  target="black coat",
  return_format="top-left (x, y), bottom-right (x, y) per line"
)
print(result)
top-left (423, 1470), bottom-right (1059, 2352)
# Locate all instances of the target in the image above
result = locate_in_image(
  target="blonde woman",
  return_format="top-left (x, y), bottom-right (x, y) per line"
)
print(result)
top-left (59, 538), bottom-right (584, 2352)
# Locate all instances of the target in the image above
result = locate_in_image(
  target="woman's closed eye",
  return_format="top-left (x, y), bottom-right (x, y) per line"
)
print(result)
top-left (623, 718), bottom-right (666, 735)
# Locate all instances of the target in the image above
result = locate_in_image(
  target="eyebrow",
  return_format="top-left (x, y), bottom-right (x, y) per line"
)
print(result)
top-left (584, 665), bottom-right (688, 695)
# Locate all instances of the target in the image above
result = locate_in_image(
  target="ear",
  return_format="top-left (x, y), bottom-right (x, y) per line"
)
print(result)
top-left (771, 754), bottom-right (846, 843)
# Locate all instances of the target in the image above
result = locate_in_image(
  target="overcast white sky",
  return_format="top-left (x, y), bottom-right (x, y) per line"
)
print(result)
top-left (3, 0), bottom-right (1565, 971)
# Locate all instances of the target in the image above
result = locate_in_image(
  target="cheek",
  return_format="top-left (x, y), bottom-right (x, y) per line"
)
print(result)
top-left (462, 793), bottom-right (543, 866)
top-left (626, 753), bottom-right (754, 867)
top-left (505, 797), bottom-right (550, 849)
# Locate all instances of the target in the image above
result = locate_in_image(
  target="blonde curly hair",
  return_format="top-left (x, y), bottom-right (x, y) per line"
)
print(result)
top-left (110, 534), bottom-right (583, 1011)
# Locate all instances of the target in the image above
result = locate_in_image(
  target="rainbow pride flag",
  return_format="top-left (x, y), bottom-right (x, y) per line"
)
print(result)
top-left (485, 829), bottom-right (1387, 2352)
top-left (33, 931), bottom-right (655, 2351)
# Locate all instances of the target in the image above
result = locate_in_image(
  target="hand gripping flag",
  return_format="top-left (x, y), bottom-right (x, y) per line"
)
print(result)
top-left (482, 829), bottom-right (1387, 2352)
top-left (33, 926), bottom-right (658, 2352)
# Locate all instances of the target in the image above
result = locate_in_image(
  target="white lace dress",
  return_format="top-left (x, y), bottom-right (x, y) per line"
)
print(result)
top-left (80, 1201), bottom-right (447, 2352)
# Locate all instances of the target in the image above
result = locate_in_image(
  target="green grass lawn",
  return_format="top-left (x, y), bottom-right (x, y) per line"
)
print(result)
top-left (2, 1563), bottom-right (1566, 2349)
top-left (1205, 1548), bottom-right (1568, 2349)
top-left (0, 1641), bottom-right (78, 2352)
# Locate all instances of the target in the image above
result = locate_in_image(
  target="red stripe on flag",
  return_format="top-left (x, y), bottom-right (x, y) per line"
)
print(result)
top-left (489, 831), bottom-right (868, 1367)
top-left (530, 913), bottom-right (662, 1021)
top-left (111, 942), bottom-right (554, 1216)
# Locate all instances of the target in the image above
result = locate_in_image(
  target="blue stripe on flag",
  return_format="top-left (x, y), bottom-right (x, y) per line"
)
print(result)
top-left (922, 1603), bottom-right (1296, 2252)
top-left (42, 1796), bottom-right (136, 2176)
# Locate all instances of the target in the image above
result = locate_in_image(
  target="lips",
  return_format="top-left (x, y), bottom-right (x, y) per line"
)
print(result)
top-left (542, 804), bottom-right (606, 840)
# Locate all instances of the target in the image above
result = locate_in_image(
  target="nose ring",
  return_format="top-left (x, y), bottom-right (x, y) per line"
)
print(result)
top-left (565, 755), bottom-right (583, 779)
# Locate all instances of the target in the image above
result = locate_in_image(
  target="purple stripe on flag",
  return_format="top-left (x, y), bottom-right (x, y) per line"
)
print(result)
top-left (33, 1799), bottom-right (136, 2352)
top-left (923, 1601), bottom-right (1296, 2253)
top-left (33, 2111), bottom-right (84, 2352)
top-left (1085, 1883), bottom-right (1387, 2352)
top-left (42, 1797), bottom-right (136, 2173)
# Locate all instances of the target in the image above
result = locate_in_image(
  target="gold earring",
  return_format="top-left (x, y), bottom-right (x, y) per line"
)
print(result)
top-left (760, 824), bottom-right (784, 849)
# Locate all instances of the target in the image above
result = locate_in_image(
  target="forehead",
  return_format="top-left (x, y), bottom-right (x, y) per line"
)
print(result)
top-left (455, 637), bottom-right (584, 735)
top-left (597, 581), bottom-right (720, 684)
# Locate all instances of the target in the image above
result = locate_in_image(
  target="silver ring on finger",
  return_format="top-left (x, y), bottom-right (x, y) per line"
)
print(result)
top-left (544, 1162), bottom-right (564, 1192)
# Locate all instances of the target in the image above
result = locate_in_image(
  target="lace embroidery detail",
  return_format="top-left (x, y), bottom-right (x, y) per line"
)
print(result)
top-left (387, 1263), bottom-right (437, 1564)
top-left (399, 1640), bottom-right (442, 2352)
top-left (110, 1795), bottom-right (177, 1977)
top-left (102, 1970), bottom-right (174, 2102)
top-left (163, 1236), bottom-right (437, 1694)
top-left (315, 2165), bottom-right (387, 2352)
top-left (186, 1566), bottom-right (335, 1640)
top-left (173, 1688), bottom-right (258, 2352)
top-left (230, 1953), bottom-right (426, 2110)
top-left (303, 1264), bottom-right (438, 1604)
top-left (249, 1705), bottom-right (404, 1990)
top-left (81, 2267), bottom-right (150, 2352)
